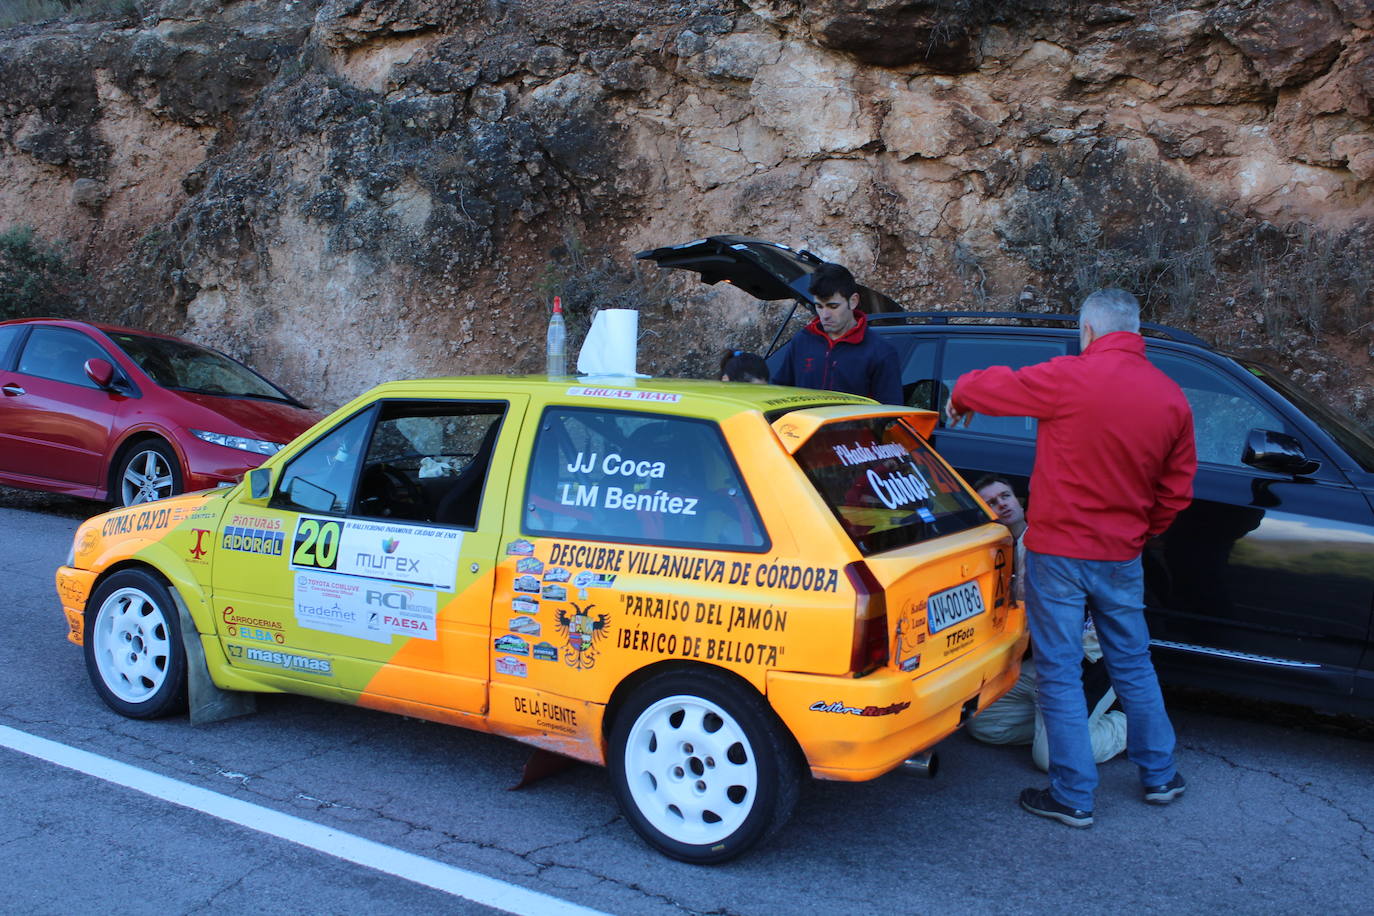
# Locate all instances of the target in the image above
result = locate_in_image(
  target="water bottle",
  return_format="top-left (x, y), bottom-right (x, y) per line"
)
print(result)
top-left (546, 295), bottom-right (567, 377)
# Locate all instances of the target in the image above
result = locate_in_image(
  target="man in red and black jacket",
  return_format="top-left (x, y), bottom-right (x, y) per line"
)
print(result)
top-left (771, 263), bottom-right (903, 404)
top-left (947, 287), bottom-right (1196, 830)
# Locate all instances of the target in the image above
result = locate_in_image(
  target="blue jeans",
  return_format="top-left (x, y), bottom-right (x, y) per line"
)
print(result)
top-left (1025, 550), bottom-right (1177, 811)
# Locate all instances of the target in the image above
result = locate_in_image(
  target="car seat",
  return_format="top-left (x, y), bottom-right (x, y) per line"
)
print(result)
top-left (433, 419), bottom-right (501, 527)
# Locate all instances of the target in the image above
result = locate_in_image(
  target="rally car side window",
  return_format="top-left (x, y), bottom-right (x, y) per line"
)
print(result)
top-left (353, 401), bottom-right (506, 527)
top-left (271, 410), bottom-right (374, 515)
top-left (523, 407), bottom-right (768, 551)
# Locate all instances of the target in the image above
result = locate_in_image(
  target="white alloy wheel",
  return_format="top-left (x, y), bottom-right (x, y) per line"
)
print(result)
top-left (622, 693), bottom-right (760, 846)
top-left (91, 585), bottom-right (175, 704)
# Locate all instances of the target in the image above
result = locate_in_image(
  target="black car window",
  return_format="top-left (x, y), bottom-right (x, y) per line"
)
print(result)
top-left (16, 326), bottom-right (111, 388)
top-left (941, 338), bottom-right (1066, 439)
top-left (354, 401), bottom-right (506, 528)
top-left (523, 407), bottom-right (767, 551)
top-left (0, 325), bottom-right (24, 368)
top-left (272, 410), bottom-right (374, 515)
top-left (900, 338), bottom-right (938, 409)
top-left (107, 330), bottom-right (292, 402)
top-left (1150, 352), bottom-right (1293, 468)
top-left (1240, 359), bottom-right (1374, 472)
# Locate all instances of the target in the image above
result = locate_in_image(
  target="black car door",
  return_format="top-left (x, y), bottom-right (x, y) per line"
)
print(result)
top-left (1144, 349), bottom-right (1374, 709)
top-left (909, 332), bottom-right (1070, 491)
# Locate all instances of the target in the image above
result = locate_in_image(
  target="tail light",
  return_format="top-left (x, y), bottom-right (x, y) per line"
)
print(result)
top-left (845, 561), bottom-right (889, 675)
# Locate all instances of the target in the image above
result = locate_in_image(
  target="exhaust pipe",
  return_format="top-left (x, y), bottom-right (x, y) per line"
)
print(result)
top-left (901, 750), bottom-right (939, 779)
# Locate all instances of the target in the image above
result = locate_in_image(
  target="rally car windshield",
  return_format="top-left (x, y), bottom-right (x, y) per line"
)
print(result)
top-left (794, 416), bottom-right (990, 555)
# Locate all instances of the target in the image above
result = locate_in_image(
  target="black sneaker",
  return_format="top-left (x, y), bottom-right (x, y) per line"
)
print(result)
top-left (1019, 787), bottom-right (1093, 828)
top-left (1144, 772), bottom-right (1186, 804)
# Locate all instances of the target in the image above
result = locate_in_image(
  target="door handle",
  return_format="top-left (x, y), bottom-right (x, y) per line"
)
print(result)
top-left (1, 384), bottom-right (24, 396)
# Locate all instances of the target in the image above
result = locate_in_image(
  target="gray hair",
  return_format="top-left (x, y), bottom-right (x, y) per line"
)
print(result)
top-left (1079, 288), bottom-right (1141, 335)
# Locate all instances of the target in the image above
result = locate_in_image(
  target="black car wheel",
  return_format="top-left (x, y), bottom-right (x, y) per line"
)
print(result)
top-left (609, 668), bottom-right (802, 864)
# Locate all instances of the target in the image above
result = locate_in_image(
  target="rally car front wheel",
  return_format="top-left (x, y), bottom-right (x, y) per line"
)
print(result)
top-left (609, 668), bottom-right (803, 864)
top-left (84, 568), bottom-right (188, 719)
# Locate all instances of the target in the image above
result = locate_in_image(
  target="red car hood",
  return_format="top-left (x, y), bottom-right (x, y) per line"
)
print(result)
top-left (172, 392), bottom-right (323, 444)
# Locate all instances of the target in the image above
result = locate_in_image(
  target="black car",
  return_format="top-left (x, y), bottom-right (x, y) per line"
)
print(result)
top-left (639, 236), bottom-right (1374, 716)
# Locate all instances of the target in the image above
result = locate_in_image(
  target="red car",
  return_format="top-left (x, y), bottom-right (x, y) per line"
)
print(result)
top-left (0, 318), bottom-right (322, 507)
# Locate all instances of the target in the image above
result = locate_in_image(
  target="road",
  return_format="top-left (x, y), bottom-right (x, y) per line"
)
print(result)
top-left (2, 495), bottom-right (1371, 915)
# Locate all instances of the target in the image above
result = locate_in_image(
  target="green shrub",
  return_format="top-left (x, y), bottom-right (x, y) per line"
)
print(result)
top-left (0, 226), bottom-right (78, 320)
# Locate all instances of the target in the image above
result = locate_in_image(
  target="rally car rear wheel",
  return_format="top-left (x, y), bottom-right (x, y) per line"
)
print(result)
top-left (84, 569), bottom-right (188, 719)
top-left (609, 669), bottom-right (802, 864)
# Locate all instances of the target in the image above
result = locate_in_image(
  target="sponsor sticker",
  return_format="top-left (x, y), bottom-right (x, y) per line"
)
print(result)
top-left (98, 504), bottom-right (188, 538)
top-left (565, 386), bottom-right (681, 403)
top-left (188, 528), bottom-right (214, 562)
top-left (229, 643), bottom-right (333, 676)
top-left (809, 700), bottom-right (910, 717)
top-left (555, 603), bottom-right (610, 670)
top-left (294, 570), bottom-right (437, 642)
top-left (516, 556), bottom-right (545, 574)
top-left (495, 655), bottom-right (528, 677)
top-left (506, 538), bottom-right (535, 556)
top-left (513, 574), bottom-right (541, 593)
top-left (222, 525), bottom-right (286, 557)
top-left (542, 584), bottom-right (567, 601)
top-left (532, 641), bottom-right (559, 662)
top-left (291, 516), bottom-right (461, 589)
top-left (573, 571), bottom-right (617, 595)
top-left (543, 566), bottom-right (571, 583)
top-left (512, 597), bottom-right (540, 615)
top-left (509, 615), bottom-right (541, 636)
top-left (495, 634), bottom-right (530, 656)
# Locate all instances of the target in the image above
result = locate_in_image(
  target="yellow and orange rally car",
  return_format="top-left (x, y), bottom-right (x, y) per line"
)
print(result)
top-left (56, 376), bottom-right (1026, 863)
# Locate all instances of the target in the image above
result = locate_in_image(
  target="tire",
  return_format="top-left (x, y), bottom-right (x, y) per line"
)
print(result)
top-left (83, 568), bottom-right (188, 719)
top-left (608, 668), bottom-right (803, 864)
top-left (115, 439), bottom-right (183, 507)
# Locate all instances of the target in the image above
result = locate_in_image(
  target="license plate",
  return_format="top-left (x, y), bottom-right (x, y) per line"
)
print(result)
top-left (927, 580), bottom-right (985, 634)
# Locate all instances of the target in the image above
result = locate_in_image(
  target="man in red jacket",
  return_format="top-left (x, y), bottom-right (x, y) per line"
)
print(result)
top-left (947, 288), bottom-right (1196, 828)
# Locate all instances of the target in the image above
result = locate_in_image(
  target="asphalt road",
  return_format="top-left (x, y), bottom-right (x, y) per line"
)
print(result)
top-left (3, 493), bottom-right (1371, 915)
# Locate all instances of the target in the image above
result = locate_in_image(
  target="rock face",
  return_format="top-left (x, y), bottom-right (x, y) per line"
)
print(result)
top-left (0, 0), bottom-right (1371, 418)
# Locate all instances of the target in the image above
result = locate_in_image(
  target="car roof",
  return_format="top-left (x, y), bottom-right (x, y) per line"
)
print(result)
top-left (0, 316), bottom-right (199, 344)
top-left (867, 310), bottom-right (1211, 348)
top-left (357, 374), bottom-right (877, 420)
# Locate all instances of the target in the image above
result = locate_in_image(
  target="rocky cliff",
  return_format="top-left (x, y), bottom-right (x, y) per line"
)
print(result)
top-left (1, 0), bottom-right (1371, 417)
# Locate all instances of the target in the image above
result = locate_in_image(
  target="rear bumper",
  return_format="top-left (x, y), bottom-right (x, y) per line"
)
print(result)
top-left (767, 607), bottom-right (1027, 781)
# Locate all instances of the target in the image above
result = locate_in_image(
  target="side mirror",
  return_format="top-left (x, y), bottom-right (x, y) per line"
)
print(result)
top-left (248, 467), bottom-right (274, 501)
top-left (84, 357), bottom-right (115, 389)
top-left (1242, 428), bottom-right (1320, 476)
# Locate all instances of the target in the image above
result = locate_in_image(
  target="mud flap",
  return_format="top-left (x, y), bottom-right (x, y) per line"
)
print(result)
top-left (172, 592), bottom-right (257, 725)
top-left (510, 748), bottom-right (577, 789)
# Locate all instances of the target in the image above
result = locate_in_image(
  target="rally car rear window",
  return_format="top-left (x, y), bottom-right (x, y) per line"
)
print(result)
top-left (794, 416), bottom-right (988, 555)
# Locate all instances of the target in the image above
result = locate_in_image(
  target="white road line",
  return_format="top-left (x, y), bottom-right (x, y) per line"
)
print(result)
top-left (0, 724), bottom-right (609, 916)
